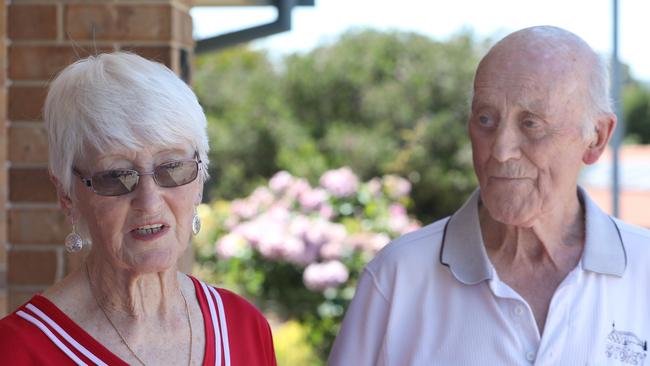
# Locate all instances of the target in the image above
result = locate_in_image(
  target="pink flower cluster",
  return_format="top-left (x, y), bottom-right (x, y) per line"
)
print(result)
top-left (303, 261), bottom-right (349, 291)
top-left (215, 168), bottom-right (420, 292)
top-left (319, 167), bottom-right (360, 198)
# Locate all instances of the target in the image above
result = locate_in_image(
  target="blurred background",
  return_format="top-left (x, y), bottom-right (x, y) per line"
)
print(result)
top-left (1, 1), bottom-right (648, 365)
top-left (189, 1), bottom-right (650, 364)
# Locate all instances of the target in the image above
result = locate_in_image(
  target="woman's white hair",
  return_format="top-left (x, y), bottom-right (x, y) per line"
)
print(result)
top-left (45, 52), bottom-right (210, 198)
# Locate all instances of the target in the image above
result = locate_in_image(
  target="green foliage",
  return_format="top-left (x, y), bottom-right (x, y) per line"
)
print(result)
top-left (195, 29), bottom-right (483, 223)
top-left (623, 82), bottom-right (650, 144)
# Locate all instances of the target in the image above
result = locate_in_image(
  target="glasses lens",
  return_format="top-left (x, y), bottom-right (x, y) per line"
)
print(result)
top-left (92, 170), bottom-right (139, 196)
top-left (154, 161), bottom-right (198, 188)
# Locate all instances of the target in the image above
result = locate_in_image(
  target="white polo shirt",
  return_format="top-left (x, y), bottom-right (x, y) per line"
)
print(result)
top-left (329, 188), bottom-right (650, 366)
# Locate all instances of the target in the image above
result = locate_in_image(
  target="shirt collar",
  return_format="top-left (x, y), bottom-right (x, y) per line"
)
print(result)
top-left (440, 187), bottom-right (626, 285)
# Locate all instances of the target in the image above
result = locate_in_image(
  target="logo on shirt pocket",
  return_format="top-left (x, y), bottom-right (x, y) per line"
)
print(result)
top-left (606, 323), bottom-right (647, 365)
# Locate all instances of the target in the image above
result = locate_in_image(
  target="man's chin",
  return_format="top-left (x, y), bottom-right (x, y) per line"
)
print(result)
top-left (482, 198), bottom-right (538, 228)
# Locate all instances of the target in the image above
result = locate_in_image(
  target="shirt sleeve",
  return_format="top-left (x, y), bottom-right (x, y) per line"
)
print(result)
top-left (327, 267), bottom-right (391, 366)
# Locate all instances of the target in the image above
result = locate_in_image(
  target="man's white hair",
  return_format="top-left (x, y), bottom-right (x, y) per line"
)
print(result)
top-left (45, 52), bottom-right (210, 198)
top-left (583, 54), bottom-right (613, 139)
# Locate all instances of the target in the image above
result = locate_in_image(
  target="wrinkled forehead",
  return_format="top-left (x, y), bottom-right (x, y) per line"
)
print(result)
top-left (473, 42), bottom-right (591, 108)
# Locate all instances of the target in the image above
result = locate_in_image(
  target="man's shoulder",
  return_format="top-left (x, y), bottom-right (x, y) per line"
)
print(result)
top-left (614, 218), bottom-right (650, 239)
top-left (613, 218), bottom-right (650, 253)
top-left (367, 217), bottom-right (450, 272)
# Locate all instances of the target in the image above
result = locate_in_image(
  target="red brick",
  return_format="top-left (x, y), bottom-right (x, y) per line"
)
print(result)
top-left (10, 168), bottom-right (57, 203)
top-left (122, 45), bottom-right (173, 68)
top-left (8, 125), bottom-right (49, 164)
top-left (8, 86), bottom-right (47, 121)
top-left (0, 39), bottom-right (6, 86)
top-left (9, 45), bottom-right (112, 81)
top-left (0, 244), bottom-right (5, 274)
top-left (8, 4), bottom-right (57, 41)
top-left (65, 4), bottom-right (172, 42)
top-left (9, 208), bottom-right (69, 245)
top-left (0, 290), bottom-right (7, 318)
top-left (0, 88), bottom-right (6, 130)
top-left (8, 249), bottom-right (58, 286)
top-left (173, 8), bottom-right (194, 47)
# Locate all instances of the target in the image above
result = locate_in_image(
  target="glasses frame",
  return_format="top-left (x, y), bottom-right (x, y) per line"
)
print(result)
top-left (73, 152), bottom-right (202, 197)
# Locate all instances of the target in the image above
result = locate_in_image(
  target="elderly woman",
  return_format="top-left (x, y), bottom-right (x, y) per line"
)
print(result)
top-left (0, 52), bottom-right (277, 365)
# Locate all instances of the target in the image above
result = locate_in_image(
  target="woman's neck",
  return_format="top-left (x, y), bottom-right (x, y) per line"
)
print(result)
top-left (85, 252), bottom-right (182, 318)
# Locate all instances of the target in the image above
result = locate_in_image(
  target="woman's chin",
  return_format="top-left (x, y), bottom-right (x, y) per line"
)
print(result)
top-left (125, 249), bottom-right (179, 273)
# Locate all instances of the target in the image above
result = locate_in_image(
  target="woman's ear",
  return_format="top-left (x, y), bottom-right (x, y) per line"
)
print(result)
top-left (583, 113), bottom-right (617, 165)
top-left (50, 174), bottom-right (74, 218)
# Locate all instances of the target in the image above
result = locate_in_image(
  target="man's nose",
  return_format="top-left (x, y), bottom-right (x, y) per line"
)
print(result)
top-left (491, 123), bottom-right (522, 162)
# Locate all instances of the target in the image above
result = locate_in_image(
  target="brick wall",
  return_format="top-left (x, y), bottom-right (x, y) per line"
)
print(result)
top-left (1, 0), bottom-right (7, 317)
top-left (3, 0), bottom-right (195, 316)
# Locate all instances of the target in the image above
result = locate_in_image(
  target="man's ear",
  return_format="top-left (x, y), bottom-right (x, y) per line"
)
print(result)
top-left (49, 174), bottom-right (74, 217)
top-left (583, 113), bottom-right (617, 165)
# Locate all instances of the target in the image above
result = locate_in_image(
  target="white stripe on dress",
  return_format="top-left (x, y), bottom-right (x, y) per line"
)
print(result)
top-left (17, 310), bottom-right (88, 366)
top-left (209, 286), bottom-right (231, 366)
top-left (25, 304), bottom-right (108, 366)
top-left (200, 281), bottom-right (222, 366)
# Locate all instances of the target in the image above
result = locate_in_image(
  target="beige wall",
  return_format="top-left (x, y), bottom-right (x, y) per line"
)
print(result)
top-left (2, 0), bottom-right (195, 316)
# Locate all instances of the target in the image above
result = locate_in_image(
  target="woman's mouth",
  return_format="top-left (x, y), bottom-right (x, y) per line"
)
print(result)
top-left (130, 224), bottom-right (169, 241)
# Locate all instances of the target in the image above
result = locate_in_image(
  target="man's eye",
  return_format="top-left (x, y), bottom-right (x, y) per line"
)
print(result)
top-left (478, 115), bottom-right (493, 126)
top-left (522, 119), bottom-right (539, 128)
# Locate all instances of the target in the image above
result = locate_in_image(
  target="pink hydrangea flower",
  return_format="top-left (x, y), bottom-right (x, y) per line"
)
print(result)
top-left (215, 232), bottom-right (248, 259)
top-left (269, 171), bottom-right (294, 193)
top-left (303, 260), bottom-right (350, 291)
top-left (366, 177), bottom-right (382, 197)
top-left (230, 198), bottom-right (257, 220)
top-left (319, 167), bottom-right (359, 198)
top-left (249, 186), bottom-right (274, 209)
top-left (299, 187), bottom-right (329, 211)
top-left (346, 232), bottom-right (390, 254)
top-left (383, 174), bottom-right (412, 199)
top-left (319, 203), bottom-right (335, 220)
top-left (401, 222), bottom-right (421, 235)
top-left (388, 203), bottom-right (409, 233)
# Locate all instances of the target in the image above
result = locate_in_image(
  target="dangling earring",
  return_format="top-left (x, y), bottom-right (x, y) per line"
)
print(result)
top-left (192, 209), bottom-right (201, 236)
top-left (65, 221), bottom-right (84, 253)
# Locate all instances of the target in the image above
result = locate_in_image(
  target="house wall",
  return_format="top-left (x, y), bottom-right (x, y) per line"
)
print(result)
top-left (1, 0), bottom-right (195, 316)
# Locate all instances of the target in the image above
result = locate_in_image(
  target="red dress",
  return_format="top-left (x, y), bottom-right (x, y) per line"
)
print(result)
top-left (0, 276), bottom-right (277, 366)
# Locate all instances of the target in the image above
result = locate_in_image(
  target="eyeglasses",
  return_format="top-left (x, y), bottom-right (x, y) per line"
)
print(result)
top-left (73, 155), bottom-right (202, 197)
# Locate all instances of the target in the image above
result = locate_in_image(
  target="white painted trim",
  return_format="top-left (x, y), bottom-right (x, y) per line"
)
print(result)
top-left (209, 286), bottom-right (231, 366)
top-left (200, 281), bottom-right (222, 366)
top-left (25, 304), bottom-right (108, 366)
top-left (17, 310), bottom-right (88, 366)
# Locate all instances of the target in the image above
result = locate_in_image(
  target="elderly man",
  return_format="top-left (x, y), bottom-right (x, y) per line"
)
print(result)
top-left (328, 26), bottom-right (650, 365)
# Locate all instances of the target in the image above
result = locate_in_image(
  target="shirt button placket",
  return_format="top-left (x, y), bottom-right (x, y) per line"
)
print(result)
top-left (525, 351), bottom-right (536, 363)
top-left (514, 305), bottom-right (524, 316)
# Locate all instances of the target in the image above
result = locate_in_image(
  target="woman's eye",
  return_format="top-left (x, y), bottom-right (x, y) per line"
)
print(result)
top-left (163, 161), bottom-right (182, 170)
top-left (109, 170), bottom-right (134, 178)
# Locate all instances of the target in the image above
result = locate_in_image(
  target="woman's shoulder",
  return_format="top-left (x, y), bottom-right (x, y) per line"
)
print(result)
top-left (187, 275), bottom-right (270, 327)
top-left (0, 296), bottom-right (66, 363)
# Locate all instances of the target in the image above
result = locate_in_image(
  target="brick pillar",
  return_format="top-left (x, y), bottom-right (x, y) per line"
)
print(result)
top-left (4, 0), bottom-right (194, 315)
top-left (0, 0), bottom-right (8, 317)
